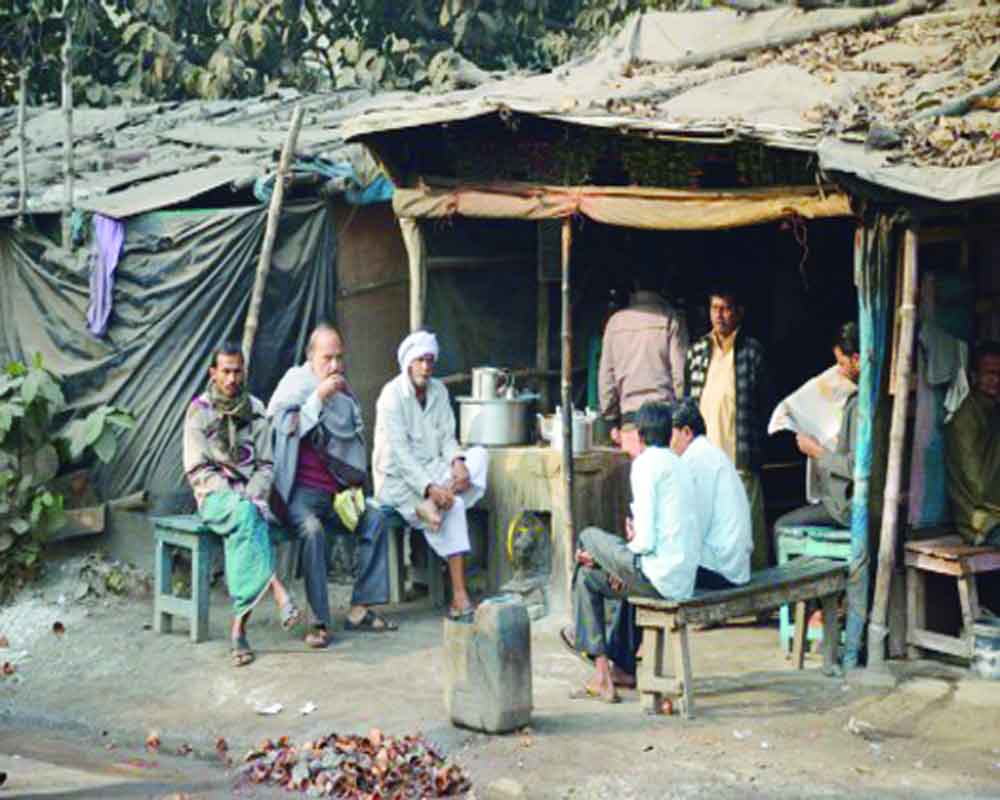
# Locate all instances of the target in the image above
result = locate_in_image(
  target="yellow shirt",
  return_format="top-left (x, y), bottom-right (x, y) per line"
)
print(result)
top-left (699, 329), bottom-right (738, 463)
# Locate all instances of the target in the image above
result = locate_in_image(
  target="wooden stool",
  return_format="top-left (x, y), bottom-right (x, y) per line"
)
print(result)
top-left (905, 535), bottom-right (1000, 660)
top-left (383, 510), bottom-right (446, 607)
top-left (152, 514), bottom-right (220, 643)
top-left (776, 525), bottom-right (851, 653)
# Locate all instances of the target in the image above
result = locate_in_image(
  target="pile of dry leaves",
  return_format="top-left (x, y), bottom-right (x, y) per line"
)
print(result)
top-left (238, 729), bottom-right (471, 798)
top-left (756, 8), bottom-right (1000, 167)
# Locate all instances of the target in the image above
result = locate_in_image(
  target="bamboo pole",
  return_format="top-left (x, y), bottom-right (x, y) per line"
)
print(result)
top-left (16, 67), bottom-right (28, 227)
top-left (867, 227), bottom-right (919, 666)
top-left (560, 216), bottom-right (575, 604)
top-left (399, 217), bottom-right (426, 332)
top-left (536, 223), bottom-right (552, 411)
top-left (241, 105), bottom-right (304, 365)
top-left (61, 0), bottom-right (74, 247)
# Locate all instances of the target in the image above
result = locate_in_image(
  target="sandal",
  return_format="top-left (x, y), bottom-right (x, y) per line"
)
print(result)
top-left (231, 634), bottom-right (255, 668)
top-left (345, 608), bottom-right (398, 633)
top-left (569, 685), bottom-right (620, 704)
top-left (558, 626), bottom-right (593, 666)
top-left (304, 626), bottom-right (331, 649)
top-left (280, 600), bottom-right (303, 631)
top-left (447, 605), bottom-right (475, 622)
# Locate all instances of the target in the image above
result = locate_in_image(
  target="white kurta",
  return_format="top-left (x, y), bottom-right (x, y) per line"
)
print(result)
top-left (373, 373), bottom-right (487, 557)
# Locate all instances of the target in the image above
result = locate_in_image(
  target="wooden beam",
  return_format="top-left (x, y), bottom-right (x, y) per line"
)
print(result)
top-left (398, 217), bottom-right (426, 332)
top-left (560, 216), bottom-right (574, 606)
top-left (241, 104), bottom-right (304, 365)
top-left (868, 227), bottom-right (919, 666)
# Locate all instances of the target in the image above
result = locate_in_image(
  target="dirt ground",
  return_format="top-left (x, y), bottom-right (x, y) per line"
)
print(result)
top-left (1, 553), bottom-right (999, 799)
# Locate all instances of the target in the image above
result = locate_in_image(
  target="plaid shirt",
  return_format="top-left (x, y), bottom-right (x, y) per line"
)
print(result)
top-left (685, 331), bottom-right (770, 473)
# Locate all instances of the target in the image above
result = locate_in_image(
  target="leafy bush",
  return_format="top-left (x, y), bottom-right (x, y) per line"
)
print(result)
top-left (0, 354), bottom-right (134, 602)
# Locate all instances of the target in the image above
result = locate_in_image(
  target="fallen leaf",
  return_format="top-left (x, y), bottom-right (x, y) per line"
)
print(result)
top-left (176, 743), bottom-right (193, 756)
top-left (145, 731), bottom-right (161, 752)
top-left (520, 736), bottom-right (534, 748)
top-left (0, 636), bottom-right (8, 648)
top-left (2, 662), bottom-right (15, 676)
top-left (52, 621), bottom-right (65, 636)
top-left (215, 736), bottom-right (229, 755)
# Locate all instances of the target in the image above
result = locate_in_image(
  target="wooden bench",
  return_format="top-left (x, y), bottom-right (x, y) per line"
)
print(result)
top-left (905, 535), bottom-right (1000, 660)
top-left (630, 557), bottom-right (847, 719)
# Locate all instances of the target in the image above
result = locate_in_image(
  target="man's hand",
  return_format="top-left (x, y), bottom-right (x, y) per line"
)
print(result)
top-left (450, 458), bottom-right (471, 494)
top-left (796, 433), bottom-right (826, 460)
top-left (608, 574), bottom-right (625, 592)
top-left (610, 427), bottom-right (621, 445)
top-left (625, 516), bottom-right (636, 542)
top-left (316, 373), bottom-right (347, 402)
top-left (575, 549), bottom-right (595, 568)
top-left (426, 483), bottom-right (455, 511)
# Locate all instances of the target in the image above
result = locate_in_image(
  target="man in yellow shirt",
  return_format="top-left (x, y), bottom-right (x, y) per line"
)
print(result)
top-left (685, 289), bottom-right (771, 571)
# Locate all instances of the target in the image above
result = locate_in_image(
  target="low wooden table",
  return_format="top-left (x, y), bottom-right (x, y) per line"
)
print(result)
top-left (479, 445), bottom-right (631, 610)
top-left (631, 557), bottom-right (847, 719)
top-left (905, 535), bottom-right (1000, 660)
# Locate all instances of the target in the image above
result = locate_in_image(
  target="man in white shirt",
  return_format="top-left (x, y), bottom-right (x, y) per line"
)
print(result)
top-left (372, 330), bottom-right (488, 621)
top-left (671, 398), bottom-right (753, 590)
top-left (561, 401), bottom-right (702, 703)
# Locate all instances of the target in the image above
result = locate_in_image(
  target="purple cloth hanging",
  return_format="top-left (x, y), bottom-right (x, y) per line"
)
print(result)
top-left (86, 214), bottom-right (125, 337)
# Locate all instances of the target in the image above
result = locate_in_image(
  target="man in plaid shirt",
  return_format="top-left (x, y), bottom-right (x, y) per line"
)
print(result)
top-left (685, 288), bottom-right (772, 572)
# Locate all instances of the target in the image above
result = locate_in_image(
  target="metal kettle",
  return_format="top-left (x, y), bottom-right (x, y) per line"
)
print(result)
top-left (471, 367), bottom-right (512, 400)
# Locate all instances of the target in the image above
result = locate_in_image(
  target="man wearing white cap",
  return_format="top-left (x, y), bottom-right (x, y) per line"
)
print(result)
top-left (373, 330), bottom-right (488, 620)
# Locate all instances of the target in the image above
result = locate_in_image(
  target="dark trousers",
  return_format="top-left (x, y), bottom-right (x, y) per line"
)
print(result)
top-left (286, 487), bottom-right (390, 628)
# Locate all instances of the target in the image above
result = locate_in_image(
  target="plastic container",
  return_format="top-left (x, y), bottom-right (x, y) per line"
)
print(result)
top-left (443, 595), bottom-right (533, 732)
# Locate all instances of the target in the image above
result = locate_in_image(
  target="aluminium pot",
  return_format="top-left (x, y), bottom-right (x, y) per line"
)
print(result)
top-left (458, 396), bottom-right (532, 446)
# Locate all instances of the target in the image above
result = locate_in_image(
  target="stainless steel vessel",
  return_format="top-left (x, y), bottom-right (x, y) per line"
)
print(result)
top-left (458, 396), bottom-right (533, 446)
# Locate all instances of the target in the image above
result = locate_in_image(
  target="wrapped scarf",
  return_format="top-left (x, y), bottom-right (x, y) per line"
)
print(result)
top-left (208, 381), bottom-right (254, 462)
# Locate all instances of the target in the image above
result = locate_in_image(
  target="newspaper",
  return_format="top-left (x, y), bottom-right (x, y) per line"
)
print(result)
top-left (768, 364), bottom-right (856, 504)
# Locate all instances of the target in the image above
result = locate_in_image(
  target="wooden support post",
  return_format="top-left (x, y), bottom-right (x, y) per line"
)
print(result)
top-left (536, 225), bottom-right (552, 411)
top-left (868, 227), bottom-right (919, 666)
top-left (792, 600), bottom-right (808, 669)
top-left (16, 68), bottom-right (28, 226)
top-left (61, 0), bottom-right (74, 247)
top-left (241, 105), bottom-right (304, 365)
top-left (399, 217), bottom-right (426, 332)
top-left (560, 216), bottom-right (574, 604)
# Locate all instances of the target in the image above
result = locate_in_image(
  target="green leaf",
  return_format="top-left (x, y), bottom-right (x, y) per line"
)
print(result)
top-left (21, 369), bottom-right (41, 405)
top-left (9, 518), bottom-right (30, 535)
top-left (92, 429), bottom-right (117, 463)
top-left (0, 533), bottom-right (13, 553)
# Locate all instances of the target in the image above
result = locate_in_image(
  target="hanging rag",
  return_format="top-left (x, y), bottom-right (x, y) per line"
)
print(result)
top-left (86, 214), bottom-right (125, 336)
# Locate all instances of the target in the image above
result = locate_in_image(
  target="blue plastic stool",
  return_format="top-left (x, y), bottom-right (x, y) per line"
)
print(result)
top-left (776, 525), bottom-right (851, 653)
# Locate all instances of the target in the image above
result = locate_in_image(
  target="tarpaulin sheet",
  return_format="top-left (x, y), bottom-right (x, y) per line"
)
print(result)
top-left (0, 202), bottom-right (336, 511)
top-left (394, 182), bottom-right (851, 230)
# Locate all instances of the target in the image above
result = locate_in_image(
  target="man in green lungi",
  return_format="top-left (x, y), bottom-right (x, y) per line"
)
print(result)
top-left (945, 341), bottom-right (1000, 546)
top-left (183, 342), bottom-right (301, 666)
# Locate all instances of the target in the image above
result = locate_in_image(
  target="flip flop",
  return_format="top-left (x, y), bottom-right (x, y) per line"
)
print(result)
top-left (280, 600), bottom-right (303, 631)
top-left (558, 626), bottom-right (594, 666)
top-left (345, 608), bottom-right (399, 633)
top-left (304, 627), bottom-right (331, 649)
top-left (230, 634), bottom-right (255, 668)
top-left (569, 685), bottom-right (620, 704)
top-left (447, 606), bottom-right (475, 622)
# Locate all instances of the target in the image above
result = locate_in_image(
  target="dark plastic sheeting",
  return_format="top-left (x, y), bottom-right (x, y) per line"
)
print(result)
top-left (0, 202), bottom-right (336, 512)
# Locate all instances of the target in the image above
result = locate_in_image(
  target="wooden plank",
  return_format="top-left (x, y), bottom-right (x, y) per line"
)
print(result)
top-left (957, 574), bottom-right (980, 640)
top-left (48, 505), bottom-right (106, 542)
top-left (672, 624), bottom-right (695, 719)
top-left (903, 552), bottom-right (964, 576)
top-left (635, 573), bottom-right (845, 627)
top-left (821, 594), bottom-right (839, 673)
top-left (631, 557), bottom-right (847, 611)
top-left (908, 627), bottom-right (972, 659)
top-left (157, 594), bottom-right (194, 617)
top-left (792, 601), bottom-right (807, 669)
top-left (906, 566), bottom-right (925, 660)
top-left (904, 535), bottom-right (994, 558)
top-left (153, 514), bottom-right (208, 534)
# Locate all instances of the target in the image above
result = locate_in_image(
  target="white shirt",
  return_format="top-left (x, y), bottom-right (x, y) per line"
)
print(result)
top-left (627, 446), bottom-right (702, 601)
top-left (682, 436), bottom-right (752, 585)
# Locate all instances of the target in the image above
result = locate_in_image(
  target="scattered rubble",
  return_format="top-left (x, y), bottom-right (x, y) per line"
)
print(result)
top-left (239, 730), bottom-right (471, 797)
